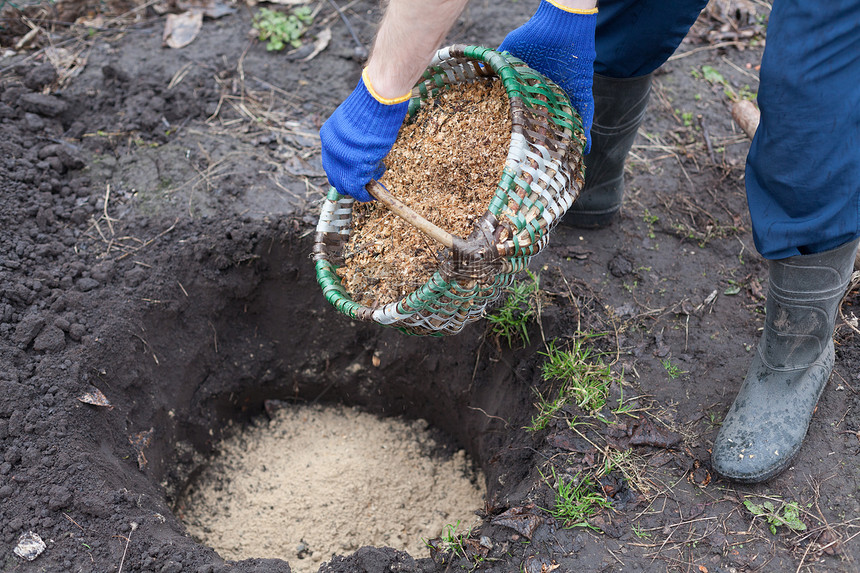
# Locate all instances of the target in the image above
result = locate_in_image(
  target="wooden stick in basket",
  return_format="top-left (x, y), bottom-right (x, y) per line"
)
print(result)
top-left (366, 180), bottom-right (457, 249)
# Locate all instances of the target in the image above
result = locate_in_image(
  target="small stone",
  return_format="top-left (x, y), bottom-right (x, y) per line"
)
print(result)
top-left (48, 486), bottom-right (72, 510)
top-left (76, 277), bottom-right (99, 292)
top-left (17, 92), bottom-right (67, 117)
top-left (33, 326), bottom-right (65, 353)
top-left (56, 145), bottom-right (85, 170)
top-left (608, 254), bottom-right (634, 277)
top-left (13, 315), bottom-right (45, 346)
top-left (23, 63), bottom-right (58, 90)
top-left (24, 113), bottom-right (44, 131)
top-left (68, 324), bottom-right (86, 341)
top-left (124, 267), bottom-right (147, 287)
top-left (0, 102), bottom-right (15, 119)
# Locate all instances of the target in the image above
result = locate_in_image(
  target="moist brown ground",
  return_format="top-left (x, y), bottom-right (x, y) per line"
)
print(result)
top-left (2, 2), bottom-right (860, 573)
top-left (338, 80), bottom-right (511, 306)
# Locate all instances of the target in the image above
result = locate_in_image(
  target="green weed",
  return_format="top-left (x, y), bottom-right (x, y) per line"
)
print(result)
top-left (632, 523), bottom-right (652, 539)
top-left (743, 499), bottom-right (808, 534)
top-left (724, 279), bottom-right (742, 295)
top-left (486, 271), bottom-right (539, 348)
top-left (541, 466), bottom-right (611, 529)
top-left (528, 336), bottom-right (616, 430)
top-left (681, 111), bottom-right (694, 127)
top-left (253, 6), bottom-right (314, 51)
top-left (700, 65), bottom-right (757, 102)
top-left (612, 377), bottom-right (638, 417)
top-left (433, 520), bottom-right (472, 558)
top-left (643, 208), bottom-right (658, 238)
top-left (702, 65), bottom-right (726, 86)
top-left (660, 358), bottom-right (687, 380)
top-left (424, 520), bottom-right (488, 571)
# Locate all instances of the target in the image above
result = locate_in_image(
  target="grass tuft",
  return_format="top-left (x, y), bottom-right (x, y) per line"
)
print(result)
top-left (527, 335), bottom-right (617, 430)
top-left (486, 270), bottom-right (539, 348)
top-left (541, 466), bottom-right (611, 529)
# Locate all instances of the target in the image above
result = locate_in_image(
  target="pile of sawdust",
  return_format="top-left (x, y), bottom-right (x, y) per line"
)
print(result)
top-left (180, 404), bottom-right (485, 573)
top-left (338, 79), bottom-right (511, 306)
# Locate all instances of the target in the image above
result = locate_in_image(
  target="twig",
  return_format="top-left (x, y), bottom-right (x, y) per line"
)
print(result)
top-left (667, 41), bottom-right (746, 62)
top-left (208, 321), bottom-right (218, 354)
top-left (103, 184), bottom-right (117, 236)
top-left (721, 55), bottom-right (761, 83)
top-left (367, 180), bottom-right (457, 249)
top-left (116, 522), bottom-right (138, 573)
top-left (698, 115), bottom-right (716, 164)
top-left (131, 334), bottom-right (159, 365)
top-left (324, 0), bottom-right (367, 59)
top-left (116, 220), bottom-right (178, 261)
top-left (63, 513), bottom-right (84, 530)
top-left (103, 0), bottom-right (161, 27)
top-left (467, 406), bottom-right (509, 428)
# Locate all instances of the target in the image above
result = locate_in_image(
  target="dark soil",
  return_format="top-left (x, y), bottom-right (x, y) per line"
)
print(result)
top-left (1, 2), bottom-right (859, 573)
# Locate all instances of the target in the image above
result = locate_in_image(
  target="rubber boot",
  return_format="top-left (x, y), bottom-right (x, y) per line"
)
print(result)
top-left (563, 73), bottom-right (652, 228)
top-left (712, 238), bottom-right (860, 483)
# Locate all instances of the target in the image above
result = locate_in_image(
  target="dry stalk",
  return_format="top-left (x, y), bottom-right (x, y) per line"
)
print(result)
top-left (116, 522), bottom-right (138, 573)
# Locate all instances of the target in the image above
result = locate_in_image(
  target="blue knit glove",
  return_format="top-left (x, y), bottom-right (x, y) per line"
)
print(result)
top-left (499, 0), bottom-right (597, 153)
top-left (320, 70), bottom-right (410, 202)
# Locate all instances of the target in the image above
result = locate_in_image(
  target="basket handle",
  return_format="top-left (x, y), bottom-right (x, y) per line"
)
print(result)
top-left (366, 180), bottom-right (457, 249)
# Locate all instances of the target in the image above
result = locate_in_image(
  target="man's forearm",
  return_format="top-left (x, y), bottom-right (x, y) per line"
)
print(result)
top-left (363, 0), bottom-right (469, 101)
top-left (363, 0), bottom-right (597, 102)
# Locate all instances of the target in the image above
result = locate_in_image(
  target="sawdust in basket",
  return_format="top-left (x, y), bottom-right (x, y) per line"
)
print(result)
top-left (337, 79), bottom-right (511, 307)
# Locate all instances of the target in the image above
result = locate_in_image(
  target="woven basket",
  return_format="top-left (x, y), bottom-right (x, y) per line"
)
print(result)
top-left (314, 45), bottom-right (585, 336)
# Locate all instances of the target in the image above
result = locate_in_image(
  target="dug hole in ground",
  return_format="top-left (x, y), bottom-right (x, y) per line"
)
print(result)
top-left (1, 1), bottom-right (860, 572)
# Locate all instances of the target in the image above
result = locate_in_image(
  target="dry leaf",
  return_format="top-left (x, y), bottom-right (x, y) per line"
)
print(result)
top-left (77, 388), bottom-right (112, 408)
top-left (302, 27), bottom-right (331, 61)
top-left (490, 505), bottom-right (543, 539)
top-left (13, 532), bottom-right (46, 561)
top-left (129, 428), bottom-right (154, 470)
top-left (163, 11), bottom-right (204, 49)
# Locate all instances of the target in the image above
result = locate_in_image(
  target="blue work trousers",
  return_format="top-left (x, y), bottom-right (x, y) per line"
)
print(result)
top-left (596, 0), bottom-right (860, 259)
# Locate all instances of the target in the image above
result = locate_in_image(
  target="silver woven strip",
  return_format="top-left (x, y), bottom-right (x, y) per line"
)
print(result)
top-left (316, 197), bottom-right (354, 235)
top-left (521, 145), bottom-right (569, 225)
top-left (372, 302), bottom-right (412, 325)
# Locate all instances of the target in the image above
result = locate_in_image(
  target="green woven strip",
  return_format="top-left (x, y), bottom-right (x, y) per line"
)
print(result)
top-left (315, 259), bottom-right (360, 319)
top-left (490, 170), bottom-right (516, 216)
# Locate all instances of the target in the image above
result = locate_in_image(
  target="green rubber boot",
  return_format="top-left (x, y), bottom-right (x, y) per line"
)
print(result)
top-left (563, 73), bottom-right (652, 229)
top-left (712, 238), bottom-right (860, 483)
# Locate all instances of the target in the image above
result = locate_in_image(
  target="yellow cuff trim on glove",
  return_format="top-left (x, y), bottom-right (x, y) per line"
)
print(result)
top-left (546, 0), bottom-right (598, 15)
top-left (362, 69), bottom-right (412, 105)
